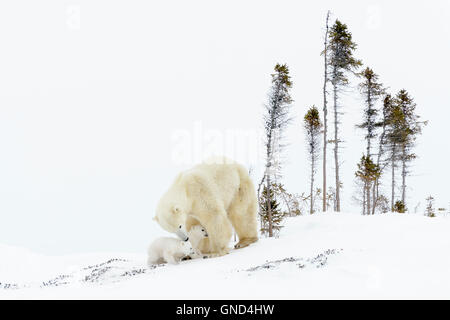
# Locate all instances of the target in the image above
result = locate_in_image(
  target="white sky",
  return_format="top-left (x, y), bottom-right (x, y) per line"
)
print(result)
top-left (0, 0), bottom-right (449, 254)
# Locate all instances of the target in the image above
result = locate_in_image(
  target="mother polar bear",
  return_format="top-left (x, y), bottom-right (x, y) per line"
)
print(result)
top-left (153, 158), bottom-right (258, 257)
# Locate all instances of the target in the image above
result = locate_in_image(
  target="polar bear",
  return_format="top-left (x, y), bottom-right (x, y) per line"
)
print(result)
top-left (147, 237), bottom-right (195, 265)
top-left (186, 224), bottom-right (208, 259)
top-left (153, 158), bottom-right (258, 257)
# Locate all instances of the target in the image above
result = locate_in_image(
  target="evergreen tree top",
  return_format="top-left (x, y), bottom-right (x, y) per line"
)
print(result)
top-left (383, 94), bottom-right (393, 108)
top-left (374, 94), bottom-right (394, 129)
top-left (357, 66), bottom-right (385, 136)
top-left (304, 106), bottom-right (322, 129)
top-left (272, 63), bottom-right (292, 88)
top-left (358, 67), bottom-right (384, 92)
top-left (265, 63), bottom-right (293, 117)
top-left (328, 19), bottom-right (362, 82)
top-left (394, 89), bottom-right (424, 145)
top-left (396, 89), bottom-right (417, 118)
top-left (331, 20), bottom-right (352, 40)
top-left (355, 155), bottom-right (381, 181)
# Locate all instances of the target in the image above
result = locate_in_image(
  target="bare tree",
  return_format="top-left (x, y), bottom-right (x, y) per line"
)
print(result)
top-left (327, 186), bottom-right (336, 211)
top-left (272, 183), bottom-right (302, 217)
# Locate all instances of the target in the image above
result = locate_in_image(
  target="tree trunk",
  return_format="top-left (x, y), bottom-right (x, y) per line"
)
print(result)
top-left (257, 174), bottom-right (266, 231)
top-left (266, 173), bottom-right (273, 237)
top-left (401, 145), bottom-right (407, 206)
top-left (362, 182), bottom-right (366, 215)
top-left (322, 97), bottom-right (328, 212)
top-left (322, 11), bottom-right (330, 213)
top-left (391, 150), bottom-right (395, 211)
top-left (333, 83), bottom-right (340, 212)
top-left (372, 173), bottom-right (379, 214)
top-left (310, 156), bottom-right (314, 215)
top-left (366, 88), bottom-right (372, 158)
top-left (265, 124), bottom-right (274, 237)
top-left (365, 89), bottom-right (373, 215)
top-left (372, 176), bottom-right (378, 215)
top-left (373, 124), bottom-right (386, 215)
top-left (372, 181), bottom-right (377, 215)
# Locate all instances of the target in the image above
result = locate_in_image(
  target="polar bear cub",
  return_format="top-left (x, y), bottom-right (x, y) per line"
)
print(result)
top-left (147, 237), bottom-right (195, 265)
top-left (187, 225), bottom-right (208, 258)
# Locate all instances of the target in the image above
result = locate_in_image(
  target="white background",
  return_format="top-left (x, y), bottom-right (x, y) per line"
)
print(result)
top-left (0, 0), bottom-right (449, 254)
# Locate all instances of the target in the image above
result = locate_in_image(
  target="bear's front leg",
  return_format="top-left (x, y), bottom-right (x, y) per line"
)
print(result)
top-left (187, 249), bottom-right (203, 259)
top-left (163, 252), bottom-right (179, 265)
top-left (201, 209), bottom-right (232, 257)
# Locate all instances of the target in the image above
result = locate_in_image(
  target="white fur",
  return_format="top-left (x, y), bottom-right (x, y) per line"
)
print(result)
top-left (188, 225), bottom-right (208, 258)
top-left (154, 157), bottom-right (258, 257)
top-left (147, 237), bottom-right (194, 265)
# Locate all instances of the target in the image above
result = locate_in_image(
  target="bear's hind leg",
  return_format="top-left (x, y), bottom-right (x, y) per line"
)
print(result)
top-left (228, 188), bottom-right (258, 249)
top-left (147, 252), bottom-right (162, 266)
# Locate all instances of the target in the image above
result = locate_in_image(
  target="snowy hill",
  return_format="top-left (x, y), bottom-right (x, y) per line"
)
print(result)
top-left (1, 212), bottom-right (450, 299)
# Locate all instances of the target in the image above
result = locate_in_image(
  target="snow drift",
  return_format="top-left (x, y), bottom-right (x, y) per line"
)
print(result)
top-left (1, 212), bottom-right (449, 299)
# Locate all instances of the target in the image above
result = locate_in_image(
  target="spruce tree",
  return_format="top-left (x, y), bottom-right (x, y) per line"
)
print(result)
top-left (357, 67), bottom-right (385, 156)
top-left (321, 11), bottom-right (331, 212)
top-left (304, 106), bottom-right (323, 215)
top-left (262, 63), bottom-right (293, 237)
top-left (395, 89), bottom-right (425, 206)
top-left (393, 200), bottom-right (406, 214)
top-left (327, 19), bottom-right (362, 212)
top-left (425, 196), bottom-right (436, 218)
top-left (355, 155), bottom-right (381, 215)
top-left (385, 90), bottom-right (425, 212)
top-left (259, 184), bottom-right (285, 235)
top-left (357, 67), bottom-right (384, 215)
top-left (373, 94), bottom-right (394, 212)
top-left (385, 101), bottom-right (405, 211)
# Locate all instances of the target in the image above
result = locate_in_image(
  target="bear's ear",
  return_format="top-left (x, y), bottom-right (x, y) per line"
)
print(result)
top-left (153, 216), bottom-right (159, 222)
top-left (172, 205), bottom-right (181, 214)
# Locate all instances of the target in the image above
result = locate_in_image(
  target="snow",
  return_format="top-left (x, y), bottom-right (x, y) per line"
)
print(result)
top-left (1, 212), bottom-right (449, 299)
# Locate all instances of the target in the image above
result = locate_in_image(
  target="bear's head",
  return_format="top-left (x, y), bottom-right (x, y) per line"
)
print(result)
top-left (189, 225), bottom-right (208, 239)
top-left (153, 189), bottom-right (191, 242)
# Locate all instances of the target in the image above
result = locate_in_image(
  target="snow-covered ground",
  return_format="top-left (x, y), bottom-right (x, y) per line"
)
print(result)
top-left (1, 212), bottom-right (449, 299)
